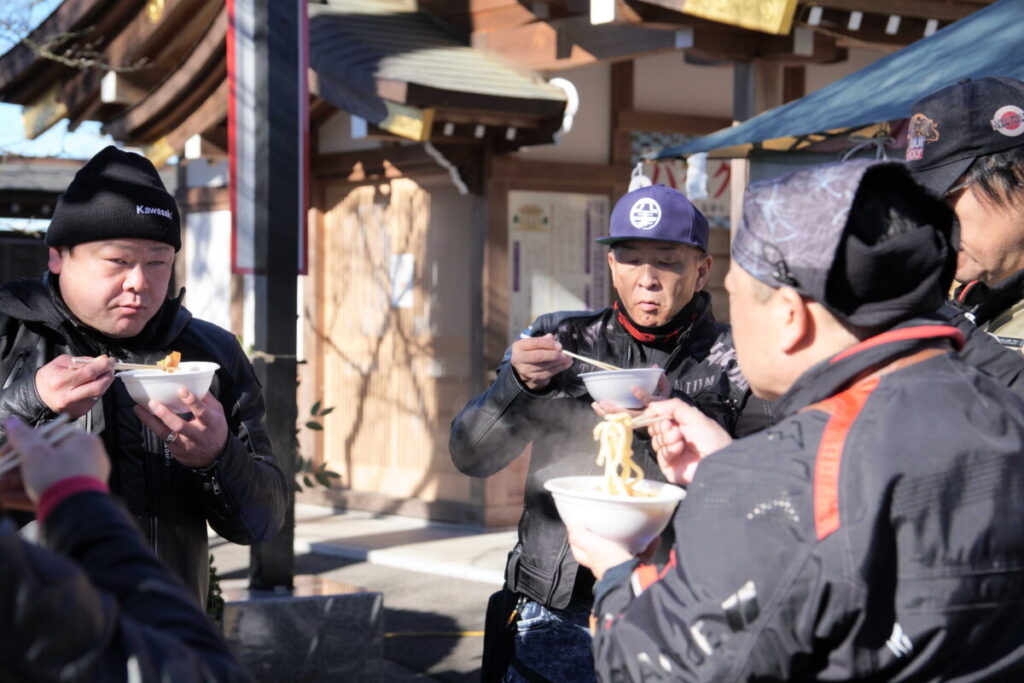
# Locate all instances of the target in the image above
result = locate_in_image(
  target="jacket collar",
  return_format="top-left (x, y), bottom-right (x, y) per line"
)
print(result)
top-left (0, 273), bottom-right (191, 354)
top-left (953, 268), bottom-right (1024, 326)
top-left (614, 290), bottom-right (713, 350)
top-left (772, 317), bottom-right (964, 419)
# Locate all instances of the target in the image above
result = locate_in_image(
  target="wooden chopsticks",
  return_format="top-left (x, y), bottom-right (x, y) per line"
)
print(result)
top-left (518, 334), bottom-right (622, 371)
top-left (629, 411), bottom-right (667, 429)
top-left (560, 349), bottom-right (622, 372)
top-left (70, 356), bottom-right (168, 371)
top-left (0, 414), bottom-right (76, 477)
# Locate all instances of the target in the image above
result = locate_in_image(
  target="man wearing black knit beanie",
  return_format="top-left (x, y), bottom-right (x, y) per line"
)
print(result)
top-left (0, 146), bottom-right (287, 604)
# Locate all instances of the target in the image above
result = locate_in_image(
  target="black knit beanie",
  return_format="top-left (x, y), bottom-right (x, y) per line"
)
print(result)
top-left (45, 146), bottom-right (181, 251)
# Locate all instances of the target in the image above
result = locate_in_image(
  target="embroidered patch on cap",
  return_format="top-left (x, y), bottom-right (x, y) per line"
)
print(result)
top-left (905, 113), bottom-right (940, 161)
top-left (629, 197), bottom-right (661, 230)
top-left (991, 105), bottom-right (1024, 137)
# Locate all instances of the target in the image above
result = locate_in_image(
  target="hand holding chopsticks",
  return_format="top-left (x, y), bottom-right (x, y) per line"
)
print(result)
top-left (558, 349), bottom-right (622, 372)
top-left (518, 334), bottom-right (622, 371)
top-left (34, 355), bottom-right (115, 419)
top-left (629, 410), bottom-right (668, 429)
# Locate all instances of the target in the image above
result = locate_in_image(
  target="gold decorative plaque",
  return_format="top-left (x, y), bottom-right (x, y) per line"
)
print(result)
top-left (681, 0), bottom-right (798, 35)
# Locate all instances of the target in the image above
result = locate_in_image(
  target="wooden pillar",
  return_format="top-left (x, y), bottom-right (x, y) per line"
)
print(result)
top-left (610, 60), bottom-right (634, 165)
top-left (783, 65), bottom-right (806, 104)
top-left (730, 62), bottom-right (754, 232)
top-left (230, 0), bottom-right (305, 591)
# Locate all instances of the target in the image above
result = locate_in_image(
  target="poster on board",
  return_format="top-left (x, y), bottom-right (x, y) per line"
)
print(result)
top-left (508, 191), bottom-right (610, 340)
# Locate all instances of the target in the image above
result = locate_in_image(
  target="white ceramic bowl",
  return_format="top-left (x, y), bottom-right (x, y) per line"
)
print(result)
top-left (580, 368), bottom-right (665, 409)
top-left (544, 475), bottom-right (685, 554)
top-left (118, 361), bottom-right (220, 413)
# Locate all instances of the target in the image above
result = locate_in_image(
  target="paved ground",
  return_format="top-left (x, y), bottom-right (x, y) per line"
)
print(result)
top-left (211, 504), bottom-right (518, 682)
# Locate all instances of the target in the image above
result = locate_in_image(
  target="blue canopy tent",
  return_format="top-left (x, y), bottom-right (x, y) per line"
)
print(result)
top-left (655, 0), bottom-right (1024, 159)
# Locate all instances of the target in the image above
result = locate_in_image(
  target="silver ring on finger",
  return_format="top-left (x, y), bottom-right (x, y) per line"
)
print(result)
top-left (164, 431), bottom-right (179, 444)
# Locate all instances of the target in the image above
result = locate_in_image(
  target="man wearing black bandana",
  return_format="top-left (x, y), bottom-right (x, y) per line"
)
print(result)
top-left (0, 146), bottom-right (287, 604)
top-left (450, 184), bottom-right (769, 683)
top-left (572, 159), bottom-right (1024, 682)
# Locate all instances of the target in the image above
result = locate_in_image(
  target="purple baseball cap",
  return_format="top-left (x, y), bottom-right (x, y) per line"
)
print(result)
top-left (596, 184), bottom-right (709, 251)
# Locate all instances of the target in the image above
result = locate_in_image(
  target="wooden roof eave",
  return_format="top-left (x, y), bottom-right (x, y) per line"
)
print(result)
top-left (164, 79), bottom-right (228, 154)
top-left (59, 0), bottom-right (225, 129)
top-left (0, 0), bottom-right (147, 105)
top-left (801, 0), bottom-right (992, 23)
top-left (397, 82), bottom-right (566, 121)
top-left (101, 6), bottom-right (228, 144)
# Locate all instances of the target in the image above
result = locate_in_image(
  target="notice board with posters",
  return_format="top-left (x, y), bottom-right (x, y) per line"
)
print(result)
top-left (508, 191), bottom-right (611, 339)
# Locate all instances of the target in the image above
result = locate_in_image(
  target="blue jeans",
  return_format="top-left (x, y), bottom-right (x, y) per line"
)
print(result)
top-left (503, 600), bottom-right (597, 683)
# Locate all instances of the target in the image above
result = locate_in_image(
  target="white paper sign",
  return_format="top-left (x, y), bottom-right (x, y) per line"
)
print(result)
top-left (508, 191), bottom-right (610, 339)
top-left (390, 253), bottom-right (415, 309)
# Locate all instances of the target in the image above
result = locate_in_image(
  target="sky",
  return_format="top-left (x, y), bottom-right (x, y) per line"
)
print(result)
top-left (0, 0), bottom-right (113, 159)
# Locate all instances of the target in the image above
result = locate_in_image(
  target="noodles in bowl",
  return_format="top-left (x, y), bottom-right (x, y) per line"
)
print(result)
top-left (594, 413), bottom-right (655, 497)
top-left (545, 413), bottom-right (685, 553)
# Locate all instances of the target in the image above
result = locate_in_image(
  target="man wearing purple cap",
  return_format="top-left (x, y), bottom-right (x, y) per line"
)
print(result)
top-left (451, 184), bottom-right (768, 682)
top-left (908, 77), bottom-right (1024, 349)
top-left (568, 160), bottom-right (1024, 680)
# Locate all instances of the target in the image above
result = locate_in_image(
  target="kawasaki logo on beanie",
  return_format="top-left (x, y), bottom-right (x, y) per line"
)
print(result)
top-left (45, 146), bottom-right (181, 251)
top-left (137, 205), bottom-right (174, 219)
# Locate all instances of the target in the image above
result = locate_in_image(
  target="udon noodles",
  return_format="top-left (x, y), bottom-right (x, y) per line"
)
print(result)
top-left (594, 413), bottom-right (653, 497)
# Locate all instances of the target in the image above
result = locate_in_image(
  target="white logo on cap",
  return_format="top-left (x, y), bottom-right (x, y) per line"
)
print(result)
top-left (629, 198), bottom-right (661, 230)
top-left (991, 105), bottom-right (1024, 137)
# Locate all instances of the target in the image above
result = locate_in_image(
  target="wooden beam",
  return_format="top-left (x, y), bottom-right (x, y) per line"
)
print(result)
top-left (403, 84), bottom-right (566, 121)
top-left (686, 20), bottom-right (845, 63)
top-left (164, 79), bottom-right (228, 153)
top-left (591, 0), bottom-right (645, 25)
top-left (803, 0), bottom-right (990, 23)
top-left (0, 0), bottom-right (147, 105)
top-left (20, 83), bottom-right (68, 140)
top-left (617, 109), bottom-right (731, 135)
top-left (490, 156), bottom-right (632, 186)
top-left (100, 71), bottom-right (147, 105)
top-left (58, 0), bottom-right (231, 128)
top-left (103, 7), bottom-right (227, 143)
top-left (796, 9), bottom-right (942, 49)
top-left (422, 1), bottom-right (561, 33)
top-left (783, 65), bottom-right (805, 104)
top-left (610, 61), bottom-right (634, 164)
top-left (313, 146), bottom-right (448, 181)
top-left (471, 15), bottom-right (691, 70)
top-left (105, 0), bottom-right (219, 72)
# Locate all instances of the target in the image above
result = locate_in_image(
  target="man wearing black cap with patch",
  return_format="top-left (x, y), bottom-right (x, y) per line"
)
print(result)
top-left (451, 184), bottom-right (769, 682)
top-left (568, 159), bottom-right (1024, 681)
top-left (0, 146), bottom-right (288, 603)
top-left (908, 77), bottom-right (1024, 350)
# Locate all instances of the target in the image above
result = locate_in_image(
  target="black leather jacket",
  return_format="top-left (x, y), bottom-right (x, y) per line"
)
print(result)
top-left (0, 275), bottom-right (288, 602)
top-left (0, 492), bottom-right (249, 682)
top-left (450, 292), bottom-right (770, 609)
